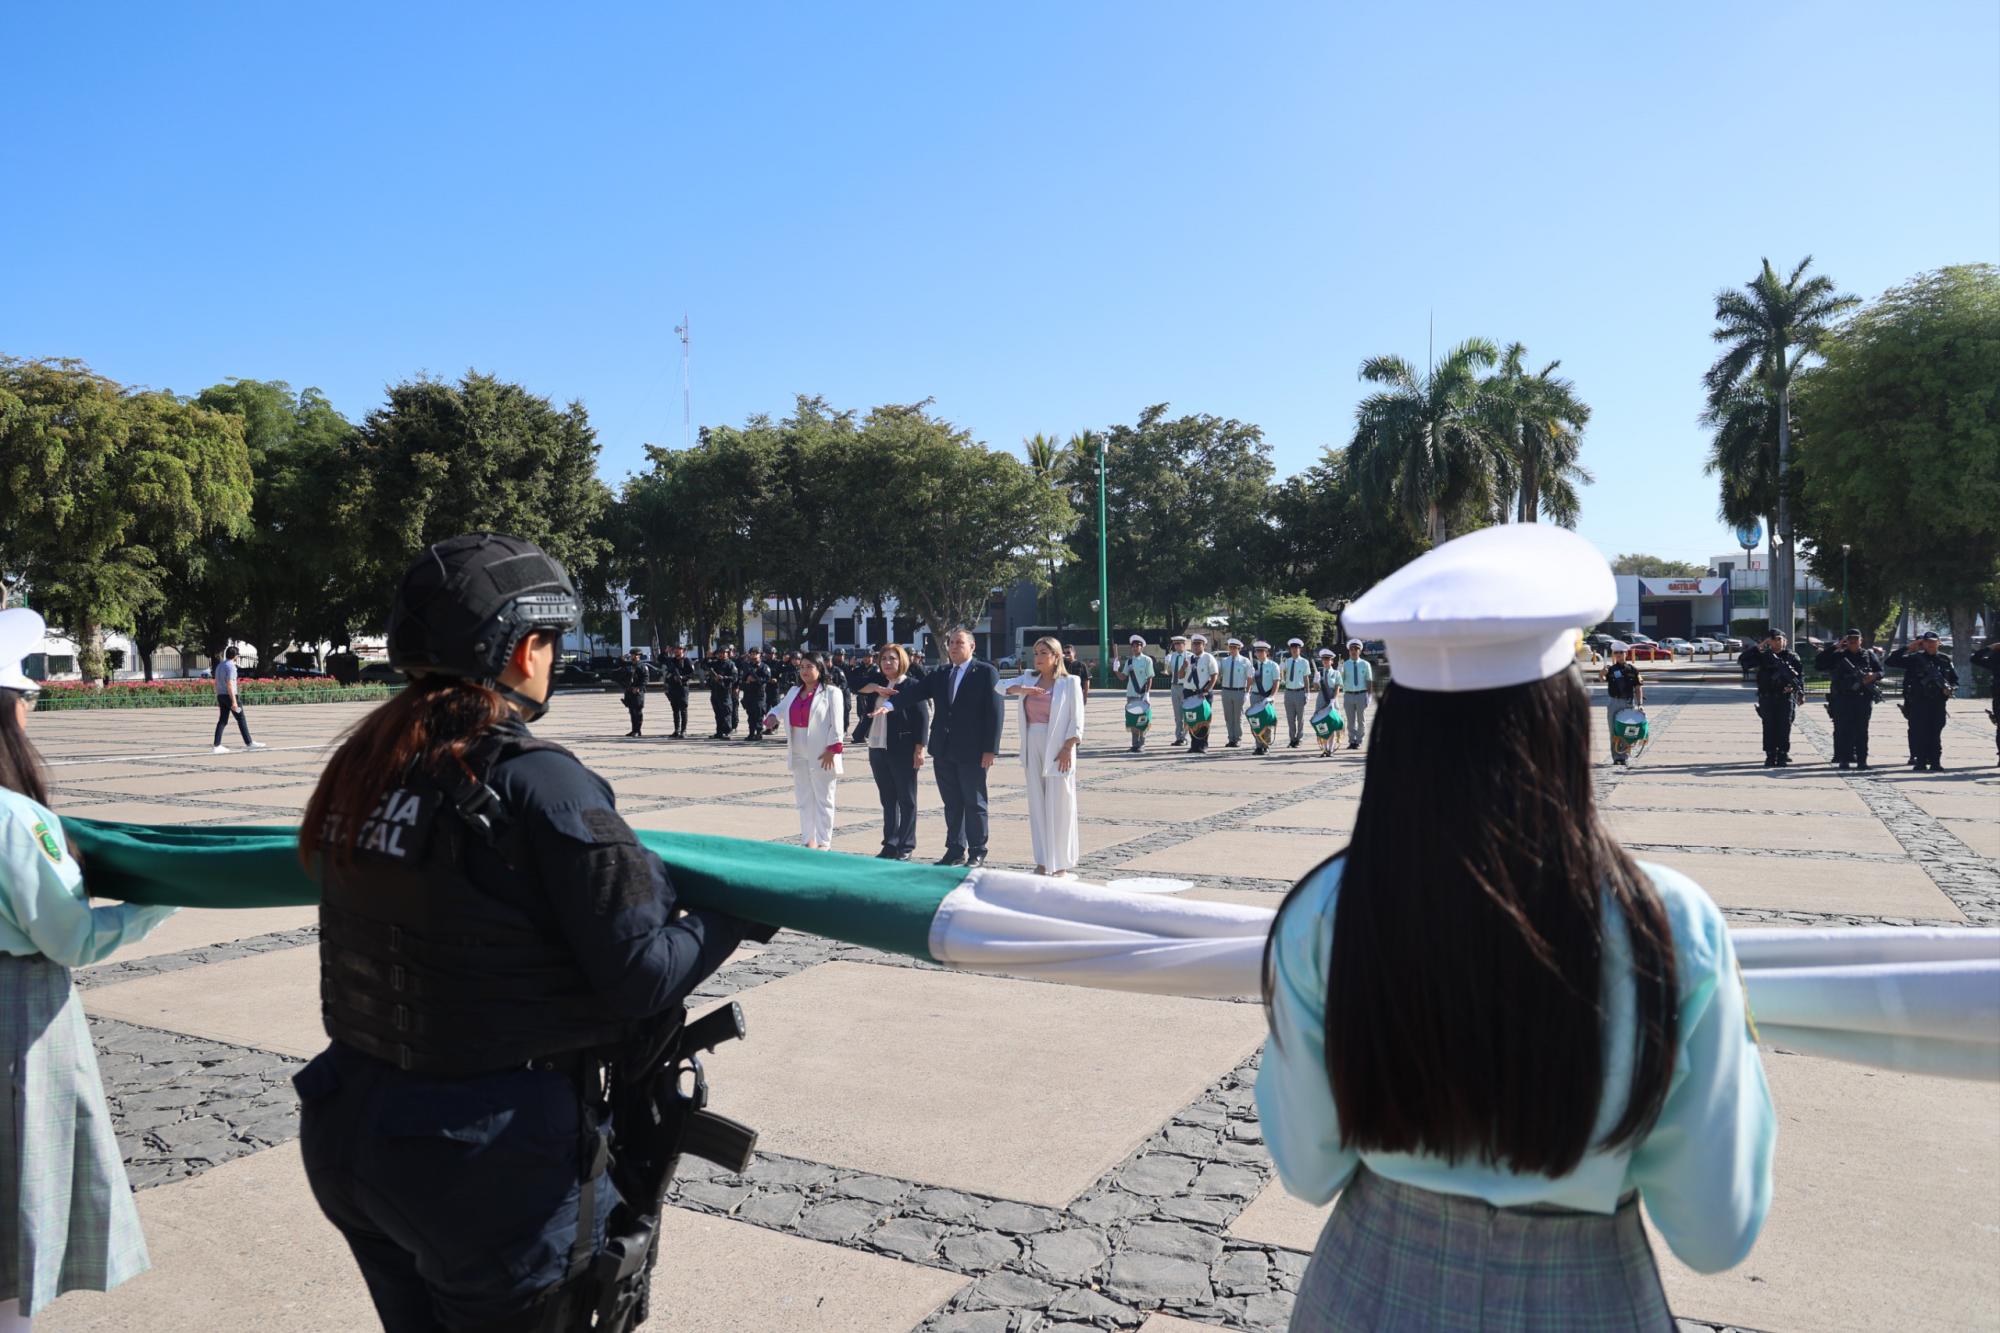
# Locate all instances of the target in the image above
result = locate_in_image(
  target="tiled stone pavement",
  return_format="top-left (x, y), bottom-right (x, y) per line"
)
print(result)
top-left (26, 682), bottom-right (2000, 1332)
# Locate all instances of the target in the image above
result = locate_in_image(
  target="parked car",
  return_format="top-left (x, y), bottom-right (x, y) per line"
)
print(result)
top-left (1626, 643), bottom-right (1674, 661)
top-left (1626, 633), bottom-right (1657, 646)
top-left (1721, 637), bottom-right (1747, 652)
top-left (1586, 633), bottom-right (1622, 654)
top-left (1692, 637), bottom-right (1725, 654)
top-left (357, 662), bottom-right (405, 684)
top-left (1661, 637), bottom-right (1693, 655)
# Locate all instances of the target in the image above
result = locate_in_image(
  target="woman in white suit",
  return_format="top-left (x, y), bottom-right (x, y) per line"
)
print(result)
top-left (762, 652), bottom-right (846, 849)
top-left (998, 636), bottom-right (1085, 877)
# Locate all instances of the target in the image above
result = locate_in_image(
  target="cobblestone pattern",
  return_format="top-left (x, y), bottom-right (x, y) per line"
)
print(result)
top-left (89, 1016), bottom-right (305, 1190)
top-left (74, 926), bottom-right (320, 990)
top-left (1793, 710), bottom-right (1999, 924)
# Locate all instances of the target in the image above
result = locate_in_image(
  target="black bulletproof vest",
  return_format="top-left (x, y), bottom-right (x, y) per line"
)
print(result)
top-left (318, 737), bottom-right (635, 1075)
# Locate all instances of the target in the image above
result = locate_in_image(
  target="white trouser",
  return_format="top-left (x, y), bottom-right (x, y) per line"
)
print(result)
top-left (1023, 722), bottom-right (1080, 873)
top-left (789, 734), bottom-right (838, 846)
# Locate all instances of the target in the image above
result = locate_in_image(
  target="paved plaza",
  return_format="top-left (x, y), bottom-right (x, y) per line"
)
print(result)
top-left (23, 679), bottom-right (2000, 1333)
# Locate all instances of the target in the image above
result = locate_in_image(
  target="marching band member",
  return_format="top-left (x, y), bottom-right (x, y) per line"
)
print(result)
top-left (1115, 634), bottom-right (1155, 752)
top-left (1248, 640), bottom-right (1280, 756)
top-left (1182, 633), bottom-right (1218, 754)
top-left (1337, 639), bottom-right (1374, 750)
top-left (1311, 646), bottom-right (1344, 757)
top-left (1166, 634), bottom-right (1191, 747)
top-left (1216, 638), bottom-right (1251, 748)
top-left (1280, 637), bottom-right (1314, 748)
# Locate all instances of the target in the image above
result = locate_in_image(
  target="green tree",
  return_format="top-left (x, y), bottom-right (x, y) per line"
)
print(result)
top-left (1256, 592), bottom-right (1329, 649)
top-left (0, 359), bottom-right (253, 681)
top-left (352, 371), bottom-right (611, 617)
top-left (1795, 265), bottom-right (2000, 686)
top-left (1612, 554), bottom-right (1708, 578)
top-left (1022, 432), bottom-right (1070, 624)
top-left (608, 432), bottom-right (767, 652)
top-left (1347, 339), bottom-right (1505, 545)
top-left (1483, 344), bottom-right (1592, 525)
top-left (1705, 257), bottom-right (1859, 638)
top-left (1260, 450), bottom-right (1426, 602)
top-left (1056, 405), bottom-right (1272, 636)
top-left (867, 402), bottom-right (1073, 646)
top-left (746, 397), bottom-right (872, 648)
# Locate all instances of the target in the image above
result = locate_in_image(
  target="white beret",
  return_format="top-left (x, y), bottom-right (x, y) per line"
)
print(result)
top-left (1286, 638), bottom-right (1304, 647)
top-left (1343, 525), bottom-right (1615, 692)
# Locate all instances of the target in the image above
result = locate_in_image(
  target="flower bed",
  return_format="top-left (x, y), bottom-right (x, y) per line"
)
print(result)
top-left (33, 677), bottom-right (401, 711)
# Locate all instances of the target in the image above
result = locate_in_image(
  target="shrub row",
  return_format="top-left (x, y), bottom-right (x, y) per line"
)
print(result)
top-left (34, 678), bottom-right (401, 711)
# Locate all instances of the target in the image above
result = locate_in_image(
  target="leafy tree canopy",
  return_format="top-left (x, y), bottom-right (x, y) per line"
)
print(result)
top-left (1613, 553), bottom-right (1707, 578)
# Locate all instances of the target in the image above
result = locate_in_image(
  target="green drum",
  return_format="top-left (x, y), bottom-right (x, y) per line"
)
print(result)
top-left (1311, 705), bottom-right (1344, 739)
top-left (1181, 697), bottom-right (1212, 728)
top-left (1613, 708), bottom-right (1649, 743)
top-left (1247, 699), bottom-right (1278, 732)
top-left (1125, 699), bottom-right (1151, 732)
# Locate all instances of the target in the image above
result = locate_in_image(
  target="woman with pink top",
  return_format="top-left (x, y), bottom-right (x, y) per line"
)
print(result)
top-left (763, 652), bottom-right (846, 849)
top-left (997, 636), bottom-right (1085, 876)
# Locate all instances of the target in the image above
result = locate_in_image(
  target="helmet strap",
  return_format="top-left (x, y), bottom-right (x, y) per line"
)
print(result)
top-left (492, 680), bottom-right (551, 725)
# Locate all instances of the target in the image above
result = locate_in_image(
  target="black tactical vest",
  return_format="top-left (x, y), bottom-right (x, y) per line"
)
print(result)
top-left (317, 736), bottom-right (635, 1075)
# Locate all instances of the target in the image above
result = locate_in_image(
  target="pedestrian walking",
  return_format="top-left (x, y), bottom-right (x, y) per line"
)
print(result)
top-left (1279, 638), bottom-right (1313, 748)
top-left (1886, 631), bottom-right (1958, 771)
top-left (0, 608), bottom-right (181, 1327)
top-left (1114, 635), bottom-right (1155, 751)
top-left (868, 628), bottom-right (1003, 868)
top-left (1603, 644), bottom-right (1644, 766)
top-left (853, 644), bottom-right (926, 860)
top-left (1166, 635), bottom-right (1191, 746)
top-left (661, 644), bottom-right (693, 738)
top-left (210, 645), bottom-right (265, 753)
top-left (1337, 640), bottom-right (1373, 749)
top-left (1814, 630), bottom-right (1884, 770)
top-left (999, 637), bottom-right (1086, 877)
top-left (763, 652), bottom-right (845, 849)
top-left (1215, 638), bottom-right (1251, 747)
top-left (1261, 524), bottom-right (1774, 1329)
top-left (293, 535), bottom-right (759, 1329)
top-left (618, 648), bottom-right (647, 737)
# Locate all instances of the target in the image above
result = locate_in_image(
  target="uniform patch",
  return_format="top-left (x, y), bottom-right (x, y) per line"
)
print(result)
top-left (31, 820), bottom-right (63, 864)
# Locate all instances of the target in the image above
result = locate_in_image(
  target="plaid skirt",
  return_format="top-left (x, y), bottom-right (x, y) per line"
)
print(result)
top-left (0, 953), bottom-right (151, 1315)
top-left (1290, 1168), bottom-right (1673, 1332)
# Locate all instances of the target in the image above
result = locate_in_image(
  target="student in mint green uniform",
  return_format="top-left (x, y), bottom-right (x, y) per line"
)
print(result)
top-left (1258, 527), bottom-right (1774, 1331)
top-left (0, 610), bottom-right (179, 1327)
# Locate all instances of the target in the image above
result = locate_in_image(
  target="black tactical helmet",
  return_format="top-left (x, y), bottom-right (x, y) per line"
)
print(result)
top-left (387, 533), bottom-right (580, 679)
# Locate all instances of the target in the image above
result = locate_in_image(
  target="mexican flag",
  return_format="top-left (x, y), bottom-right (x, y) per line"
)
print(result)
top-left (67, 819), bottom-right (2000, 1082)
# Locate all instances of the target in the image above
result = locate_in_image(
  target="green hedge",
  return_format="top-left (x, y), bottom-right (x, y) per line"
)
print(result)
top-left (36, 684), bottom-right (401, 712)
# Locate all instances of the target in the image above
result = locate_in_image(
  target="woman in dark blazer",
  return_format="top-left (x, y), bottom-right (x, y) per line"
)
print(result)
top-left (853, 643), bottom-right (930, 859)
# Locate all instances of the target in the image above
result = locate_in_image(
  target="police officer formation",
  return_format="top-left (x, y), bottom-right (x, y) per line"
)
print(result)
top-left (1739, 627), bottom-right (1975, 772)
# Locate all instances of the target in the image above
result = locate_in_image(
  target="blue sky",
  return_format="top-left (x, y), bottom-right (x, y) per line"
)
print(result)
top-left (4, 3), bottom-right (1995, 566)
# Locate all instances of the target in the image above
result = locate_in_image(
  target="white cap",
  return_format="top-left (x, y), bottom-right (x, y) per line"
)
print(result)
top-left (1342, 525), bottom-right (1615, 693)
top-left (0, 609), bottom-right (46, 694)
top-left (1286, 637), bottom-right (1304, 647)
top-left (1252, 639), bottom-right (1270, 650)
top-left (1170, 634), bottom-right (1187, 643)
top-left (1318, 647), bottom-right (1336, 658)
top-left (1225, 637), bottom-right (1243, 647)
top-left (1189, 633), bottom-right (1207, 643)
top-left (1346, 638), bottom-right (1362, 648)
top-left (1128, 634), bottom-right (1144, 644)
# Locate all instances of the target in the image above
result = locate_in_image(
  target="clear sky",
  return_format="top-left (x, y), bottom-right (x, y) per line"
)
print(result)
top-left (4, 3), bottom-right (1995, 567)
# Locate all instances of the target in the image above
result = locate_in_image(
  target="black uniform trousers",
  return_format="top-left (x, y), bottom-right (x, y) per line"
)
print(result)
top-left (665, 686), bottom-right (688, 736)
top-left (743, 691), bottom-right (769, 738)
top-left (869, 748), bottom-right (920, 856)
top-left (1829, 696), bottom-right (1871, 765)
top-left (932, 754), bottom-right (990, 859)
top-left (710, 689), bottom-right (736, 736)
top-left (297, 1042), bottom-right (612, 1332)
top-left (1906, 696), bottom-right (1948, 767)
top-left (621, 690), bottom-right (644, 736)
top-left (1759, 693), bottom-right (1796, 759)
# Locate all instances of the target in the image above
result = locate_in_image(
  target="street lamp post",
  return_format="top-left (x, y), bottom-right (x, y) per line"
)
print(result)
top-left (1095, 433), bottom-right (1113, 689)
top-left (1842, 544), bottom-right (1851, 634)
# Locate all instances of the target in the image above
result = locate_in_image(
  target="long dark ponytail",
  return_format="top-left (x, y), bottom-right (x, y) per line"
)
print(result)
top-left (1264, 671), bottom-right (1679, 1178)
top-left (0, 689), bottom-right (50, 807)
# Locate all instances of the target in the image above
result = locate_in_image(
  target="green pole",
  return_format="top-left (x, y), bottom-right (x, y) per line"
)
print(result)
top-left (1842, 545), bottom-right (1850, 634)
top-left (1096, 433), bottom-right (1113, 689)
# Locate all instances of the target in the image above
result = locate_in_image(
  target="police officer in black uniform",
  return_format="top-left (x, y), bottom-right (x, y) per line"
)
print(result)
top-left (1739, 631), bottom-right (1804, 767)
top-left (292, 533), bottom-right (765, 1330)
top-left (660, 644), bottom-right (693, 739)
top-left (618, 649), bottom-right (648, 738)
top-left (1973, 640), bottom-right (1999, 765)
top-left (1814, 630), bottom-right (1884, 770)
top-left (1886, 631), bottom-right (1959, 771)
top-left (823, 650), bottom-right (851, 737)
top-left (847, 648), bottom-right (883, 741)
top-left (705, 645), bottom-right (739, 738)
top-left (739, 648), bottom-right (773, 741)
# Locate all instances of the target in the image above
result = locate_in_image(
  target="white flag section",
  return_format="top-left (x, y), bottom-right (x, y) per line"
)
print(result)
top-left (929, 873), bottom-right (2000, 1082)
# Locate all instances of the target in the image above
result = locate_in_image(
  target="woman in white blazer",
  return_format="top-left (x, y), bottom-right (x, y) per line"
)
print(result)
top-left (762, 652), bottom-right (846, 850)
top-left (997, 636), bottom-right (1085, 876)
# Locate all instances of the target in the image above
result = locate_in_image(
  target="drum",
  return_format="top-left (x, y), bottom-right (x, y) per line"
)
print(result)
top-left (1181, 697), bottom-right (1212, 727)
top-left (1311, 705), bottom-right (1344, 738)
top-left (1247, 699), bottom-right (1277, 732)
top-left (1613, 708), bottom-right (1649, 743)
top-left (1125, 699), bottom-right (1151, 732)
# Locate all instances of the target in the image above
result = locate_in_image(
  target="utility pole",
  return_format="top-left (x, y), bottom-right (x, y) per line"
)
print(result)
top-left (1842, 544), bottom-right (1851, 634)
top-left (1095, 432), bottom-right (1112, 689)
top-left (675, 316), bottom-right (692, 448)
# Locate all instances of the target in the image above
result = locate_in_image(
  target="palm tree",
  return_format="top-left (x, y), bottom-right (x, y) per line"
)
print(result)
top-left (1023, 433), bottom-right (1069, 623)
top-left (1706, 257), bottom-right (1857, 635)
top-left (1347, 338), bottom-right (1503, 545)
top-left (1483, 343), bottom-right (1593, 525)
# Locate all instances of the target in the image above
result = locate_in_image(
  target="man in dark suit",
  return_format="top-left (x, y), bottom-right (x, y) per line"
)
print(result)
top-left (867, 627), bottom-right (1003, 867)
